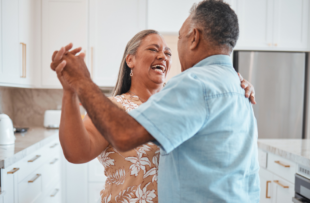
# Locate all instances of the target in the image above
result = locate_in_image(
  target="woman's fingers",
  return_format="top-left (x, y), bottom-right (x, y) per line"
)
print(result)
top-left (55, 60), bottom-right (67, 78)
top-left (54, 47), bottom-right (65, 61)
top-left (52, 51), bottom-right (58, 61)
top-left (70, 47), bottom-right (83, 55)
top-left (64, 43), bottom-right (73, 52)
top-left (77, 51), bottom-right (86, 60)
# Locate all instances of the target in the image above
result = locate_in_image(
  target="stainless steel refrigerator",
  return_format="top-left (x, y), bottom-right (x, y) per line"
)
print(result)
top-left (233, 51), bottom-right (307, 139)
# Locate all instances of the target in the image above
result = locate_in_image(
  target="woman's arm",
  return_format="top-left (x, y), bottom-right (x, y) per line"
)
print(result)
top-left (59, 91), bottom-right (109, 164)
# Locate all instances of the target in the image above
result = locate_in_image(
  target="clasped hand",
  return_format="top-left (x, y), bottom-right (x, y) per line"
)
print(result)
top-left (50, 43), bottom-right (91, 93)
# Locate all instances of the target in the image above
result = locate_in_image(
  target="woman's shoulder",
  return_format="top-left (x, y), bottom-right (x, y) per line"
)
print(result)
top-left (109, 93), bottom-right (141, 112)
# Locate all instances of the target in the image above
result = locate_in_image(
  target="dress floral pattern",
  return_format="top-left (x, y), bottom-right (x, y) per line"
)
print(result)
top-left (98, 93), bottom-right (160, 203)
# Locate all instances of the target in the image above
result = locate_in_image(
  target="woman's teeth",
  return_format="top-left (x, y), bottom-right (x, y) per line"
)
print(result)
top-left (151, 65), bottom-right (165, 73)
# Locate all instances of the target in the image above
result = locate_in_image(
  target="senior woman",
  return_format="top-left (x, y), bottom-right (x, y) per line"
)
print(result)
top-left (52, 30), bottom-right (255, 203)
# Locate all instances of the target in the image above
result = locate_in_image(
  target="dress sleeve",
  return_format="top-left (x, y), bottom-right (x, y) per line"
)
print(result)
top-left (129, 71), bottom-right (208, 153)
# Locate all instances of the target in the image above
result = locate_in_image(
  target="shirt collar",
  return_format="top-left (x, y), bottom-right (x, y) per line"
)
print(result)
top-left (193, 55), bottom-right (233, 68)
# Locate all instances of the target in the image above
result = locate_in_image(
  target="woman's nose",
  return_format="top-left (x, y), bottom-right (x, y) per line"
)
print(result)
top-left (157, 51), bottom-right (167, 60)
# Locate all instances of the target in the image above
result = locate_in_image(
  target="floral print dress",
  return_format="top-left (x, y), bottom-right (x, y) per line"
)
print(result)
top-left (98, 93), bottom-right (160, 203)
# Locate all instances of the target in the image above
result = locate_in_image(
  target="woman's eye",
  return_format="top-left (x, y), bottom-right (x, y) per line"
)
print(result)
top-left (166, 52), bottom-right (172, 56)
top-left (150, 49), bottom-right (157, 52)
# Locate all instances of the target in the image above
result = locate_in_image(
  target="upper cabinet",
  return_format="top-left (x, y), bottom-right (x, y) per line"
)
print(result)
top-left (41, 0), bottom-right (88, 88)
top-left (88, 0), bottom-right (147, 87)
top-left (231, 0), bottom-right (309, 50)
top-left (147, 0), bottom-right (200, 34)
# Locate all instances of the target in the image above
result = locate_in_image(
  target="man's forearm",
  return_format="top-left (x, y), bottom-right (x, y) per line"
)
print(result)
top-left (75, 80), bottom-right (154, 151)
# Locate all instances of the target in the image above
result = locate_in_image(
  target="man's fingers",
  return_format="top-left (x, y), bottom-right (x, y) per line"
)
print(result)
top-left (55, 60), bottom-right (67, 77)
top-left (70, 47), bottom-right (82, 55)
top-left (64, 43), bottom-right (73, 52)
top-left (52, 51), bottom-right (58, 61)
top-left (245, 87), bottom-right (251, 98)
top-left (54, 47), bottom-right (65, 61)
top-left (241, 81), bottom-right (249, 89)
top-left (78, 52), bottom-right (86, 60)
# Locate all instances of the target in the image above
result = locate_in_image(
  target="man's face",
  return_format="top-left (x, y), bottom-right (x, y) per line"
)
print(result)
top-left (178, 16), bottom-right (192, 72)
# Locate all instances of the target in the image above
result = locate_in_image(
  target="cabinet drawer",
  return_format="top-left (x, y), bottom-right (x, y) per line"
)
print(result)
top-left (258, 149), bottom-right (267, 168)
top-left (42, 155), bottom-right (61, 191)
top-left (42, 182), bottom-right (62, 203)
top-left (272, 174), bottom-right (295, 203)
top-left (18, 168), bottom-right (44, 203)
top-left (267, 153), bottom-right (297, 183)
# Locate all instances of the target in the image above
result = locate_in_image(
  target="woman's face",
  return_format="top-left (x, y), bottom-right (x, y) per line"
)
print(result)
top-left (127, 34), bottom-right (172, 86)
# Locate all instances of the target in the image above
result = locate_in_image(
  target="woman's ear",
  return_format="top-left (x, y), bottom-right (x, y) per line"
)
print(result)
top-left (189, 28), bottom-right (201, 50)
top-left (126, 54), bottom-right (135, 68)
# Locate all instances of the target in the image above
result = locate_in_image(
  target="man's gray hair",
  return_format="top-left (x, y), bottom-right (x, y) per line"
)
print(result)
top-left (189, 0), bottom-right (239, 49)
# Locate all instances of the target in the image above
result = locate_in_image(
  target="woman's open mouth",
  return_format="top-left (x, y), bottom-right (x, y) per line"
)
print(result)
top-left (151, 65), bottom-right (166, 74)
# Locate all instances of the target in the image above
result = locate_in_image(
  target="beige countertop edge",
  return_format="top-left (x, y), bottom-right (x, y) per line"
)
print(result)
top-left (0, 128), bottom-right (59, 169)
top-left (258, 139), bottom-right (310, 168)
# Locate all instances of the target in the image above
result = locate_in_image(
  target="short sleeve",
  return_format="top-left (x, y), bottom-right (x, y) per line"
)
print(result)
top-left (129, 71), bottom-right (207, 153)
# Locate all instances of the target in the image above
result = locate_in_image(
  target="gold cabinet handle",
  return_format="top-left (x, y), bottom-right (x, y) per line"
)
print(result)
top-left (28, 174), bottom-right (41, 183)
top-left (50, 189), bottom-right (59, 197)
top-left (20, 42), bottom-right (26, 78)
top-left (90, 47), bottom-right (94, 79)
top-left (7, 168), bottom-right (20, 174)
top-left (274, 43), bottom-right (278, 47)
top-left (50, 158), bottom-right (58, 165)
top-left (274, 180), bottom-right (289, 188)
top-left (50, 143), bottom-right (58, 148)
top-left (266, 181), bottom-right (271, 198)
top-left (275, 161), bottom-right (290, 168)
top-left (268, 43), bottom-right (272, 46)
top-left (28, 155), bottom-right (41, 162)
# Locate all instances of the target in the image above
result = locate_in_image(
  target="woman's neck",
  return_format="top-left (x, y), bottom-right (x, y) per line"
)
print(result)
top-left (128, 81), bottom-right (162, 102)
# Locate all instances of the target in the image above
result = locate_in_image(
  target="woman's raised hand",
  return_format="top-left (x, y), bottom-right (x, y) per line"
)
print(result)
top-left (238, 73), bottom-right (256, 105)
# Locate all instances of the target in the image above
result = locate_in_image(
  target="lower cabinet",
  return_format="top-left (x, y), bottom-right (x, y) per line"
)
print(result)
top-left (63, 157), bottom-right (106, 203)
top-left (259, 150), bottom-right (296, 203)
top-left (0, 138), bottom-right (62, 203)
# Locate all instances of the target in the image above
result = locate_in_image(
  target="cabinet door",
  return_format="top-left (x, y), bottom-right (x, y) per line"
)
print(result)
top-left (42, 0), bottom-right (88, 88)
top-left (88, 158), bottom-right (106, 182)
top-left (273, 0), bottom-right (309, 50)
top-left (259, 168), bottom-right (273, 203)
top-left (89, 0), bottom-right (147, 87)
top-left (88, 183), bottom-right (104, 203)
top-left (0, 0), bottom-right (21, 85)
top-left (235, 0), bottom-right (274, 48)
top-left (18, 0), bottom-right (40, 87)
top-left (272, 174), bottom-right (295, 203)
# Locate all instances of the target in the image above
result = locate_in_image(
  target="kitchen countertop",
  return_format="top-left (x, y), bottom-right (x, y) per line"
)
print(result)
top-left (0, 128), bottom-right (59, 169)
top-left (258, 139), bottom-right (310, 168)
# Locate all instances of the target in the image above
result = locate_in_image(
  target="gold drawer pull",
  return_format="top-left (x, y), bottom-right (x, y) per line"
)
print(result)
top-left (51, 189), bottom-right (59, 197)
top-left (274, 161), bottom-right (290, 168)
top-left (28, 174), bottom-right (41, 183)
top-left (7, 168), bottom-right (20, 174)
top-left (266, 181), bottom-right (271, 198)
top-left (274, 180), bottom-right (289, 188)
top-left (50, 158), bottom-right (58, 165)
top-left (28, 155), bottom-right (41, 162)
top-left (50, 143), bottom-right (58, 148)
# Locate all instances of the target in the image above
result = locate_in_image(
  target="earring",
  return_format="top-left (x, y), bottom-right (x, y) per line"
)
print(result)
top-left (130, 69), bottom-right (133, 77)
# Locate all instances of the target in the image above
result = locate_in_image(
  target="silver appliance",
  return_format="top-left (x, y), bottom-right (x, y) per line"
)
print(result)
top-left (234, 51), bottom-right (307, 139)
top-left (293, 173), bottom-right (310, 203)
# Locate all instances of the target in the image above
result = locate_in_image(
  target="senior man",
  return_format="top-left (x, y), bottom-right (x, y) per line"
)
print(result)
top-left (51, 0), bottom-right (259, 202)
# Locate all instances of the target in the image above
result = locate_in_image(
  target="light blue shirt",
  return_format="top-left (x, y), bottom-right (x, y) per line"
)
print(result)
top-left (129, 55), bottom-right (260, 203)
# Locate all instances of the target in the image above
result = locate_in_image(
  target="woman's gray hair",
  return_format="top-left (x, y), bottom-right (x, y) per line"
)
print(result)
top-left (112, 29), bottom-right (160, 96)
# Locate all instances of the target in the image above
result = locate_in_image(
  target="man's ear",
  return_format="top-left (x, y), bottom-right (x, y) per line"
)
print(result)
top-left (189, 28), bottom-right (201, 50)
top-left (126, 54), bottom-right (135, 68)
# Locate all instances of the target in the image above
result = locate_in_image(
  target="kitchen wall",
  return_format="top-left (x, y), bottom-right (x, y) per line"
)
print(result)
top-left (0, 87), bottom-right (113, 127)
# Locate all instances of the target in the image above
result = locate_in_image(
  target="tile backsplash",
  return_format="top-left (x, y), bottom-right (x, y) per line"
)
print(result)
top-left (0, 87), bottom-right (62, 127)
top-left (0, 87), bottom-right (113, 127)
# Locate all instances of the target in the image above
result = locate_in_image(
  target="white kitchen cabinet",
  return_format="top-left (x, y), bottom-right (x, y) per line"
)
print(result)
top-left (88, 183), bottom-right (104, 203)
top-left (147, 0), bottom-right (199, 34)
top-left (272, 174), bottom-right (295, 203)
top-left (0, 0), bottom-right (40, 87)
top-left (272, 0), bottom-right (309, 50)
top-left (88, 0), bottom-right (147, 87)
top-left (41, 0), bottom-right (88, 88)
top-left (259, 168), bottom-right (273, 203)
top-left (233, 0), bottom-right (309, 51)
